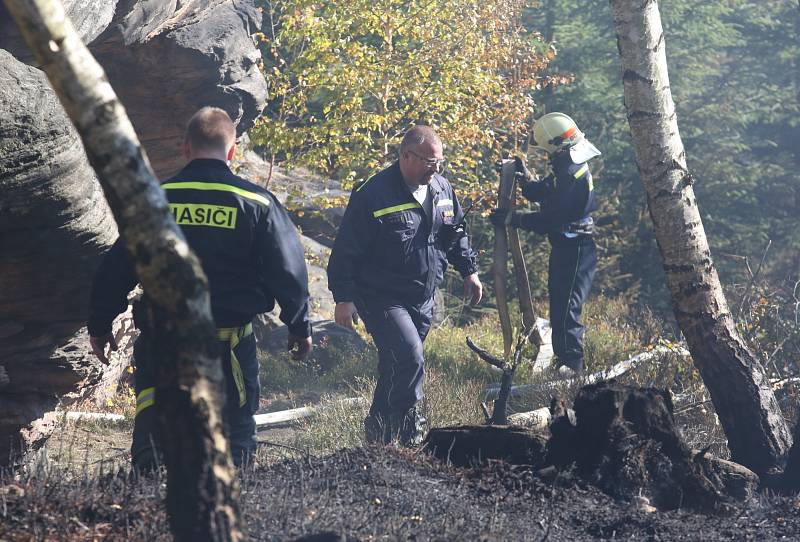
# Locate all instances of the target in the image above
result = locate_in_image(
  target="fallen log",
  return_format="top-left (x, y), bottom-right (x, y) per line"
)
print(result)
top-left (63, 397), bottom-right (368, 429)
top-left (585, 344), bottom-right (690, 385)
top-left (485, 343), bottom-right (689, 400)
top-left (253, 406), bottom-right (317, 427)
top-left (432, 382), bottom-right (759, 511)
top-left (429, 382), bottom-right (747, 511)
top-left (563, 381), bottom-right (735, 510)
top-left (507, 407), bottom-right (552, 430)
top-left (254, 398), bottom-right (365, 429)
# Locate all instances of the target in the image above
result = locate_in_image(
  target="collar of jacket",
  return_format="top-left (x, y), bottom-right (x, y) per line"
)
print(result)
top-left (550, 149), bottom-right (576, 169)
top-left (181, 158), bottom-right (233, 174)
top-left (389, 160), bottom-right (445, 199)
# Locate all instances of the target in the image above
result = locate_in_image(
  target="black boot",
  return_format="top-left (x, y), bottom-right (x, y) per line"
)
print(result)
top-left (552, 356), bottom-right (584, 377)
top-left (364, 413), bottom-right (391, 444)
top-left (396, 406), bottom-right (427, 448)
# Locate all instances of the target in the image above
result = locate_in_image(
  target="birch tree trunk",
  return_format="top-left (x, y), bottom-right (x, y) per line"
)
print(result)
top-left (610, 0), bottom-right (792, 475)
top-left (3, 1), bottom-right (244, 540)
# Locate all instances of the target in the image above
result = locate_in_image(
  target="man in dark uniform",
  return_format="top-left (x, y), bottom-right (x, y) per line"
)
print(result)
top-left (327, 125), bottom-right (482, 446)
top-left (491, 112), bottom-right (600, 375)
top-left (88, 106), bottom-right (312, 469)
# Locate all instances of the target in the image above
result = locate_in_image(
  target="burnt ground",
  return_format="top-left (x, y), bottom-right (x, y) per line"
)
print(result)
top-left (2, 444), bottom-right (800, 541)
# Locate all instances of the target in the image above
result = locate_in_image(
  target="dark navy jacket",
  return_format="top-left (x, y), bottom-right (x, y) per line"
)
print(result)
top-left (516, 150), bottom-right (596, 236)
top-left (88, 159), bottom-right (311, 338)
top-left (327, 161), bottom-right (477, 304)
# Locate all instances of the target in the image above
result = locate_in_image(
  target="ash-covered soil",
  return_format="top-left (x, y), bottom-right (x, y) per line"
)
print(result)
top-left (2, 445), bottom-right (800, 541)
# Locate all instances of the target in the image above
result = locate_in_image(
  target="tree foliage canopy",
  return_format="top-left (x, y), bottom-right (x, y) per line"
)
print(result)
top-left (251, 0), bottom-right (798, 320)
top-left (253, 0), bottom-right (563, 191)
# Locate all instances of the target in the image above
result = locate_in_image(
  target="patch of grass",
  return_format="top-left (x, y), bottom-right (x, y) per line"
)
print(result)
top-left (1, 294), bottom-right (762, 541)
top-left (259, 341), bottom-right (375, 395)
top-left (66, 379), bottom-right (138, 420)
top-left (47, 294), bottom-right (732, 470)
top-left (423, 368), bottom-right (486, 428)
top-left (288, 365), bottom-right (487, 455)
top-left (65, 416), bottom-right (134, 435)
top-left (33, 416), bottom-right (133, 474)
top-left (582, 295), bottom-right (647, 373)
top-left (290, 377), bottom-right (374, 455)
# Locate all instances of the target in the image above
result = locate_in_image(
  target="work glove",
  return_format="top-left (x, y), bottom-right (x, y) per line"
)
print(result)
top-left (494, 157), bottom-right (535, 185)
top-left (288, 334), bottom-right (313, 360)
top-left (513, 156), bottom-right (534, 185)
top-left (489, 208), bottom-right (517, 228)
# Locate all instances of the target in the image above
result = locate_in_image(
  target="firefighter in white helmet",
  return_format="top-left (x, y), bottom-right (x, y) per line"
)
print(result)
top-left (491, 112), bottom-right (600, 375)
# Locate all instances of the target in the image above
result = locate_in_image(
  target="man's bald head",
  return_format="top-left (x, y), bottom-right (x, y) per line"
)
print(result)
top-left (184, 107), bottom-right (236, 161)
top-left (399, 125), bottom-right (441, 153)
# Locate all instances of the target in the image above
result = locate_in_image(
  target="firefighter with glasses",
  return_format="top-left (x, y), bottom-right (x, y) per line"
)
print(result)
top-left (491, 112), bottom-right (600, 375)
top-left (328, 125), bottom-right (482, 446)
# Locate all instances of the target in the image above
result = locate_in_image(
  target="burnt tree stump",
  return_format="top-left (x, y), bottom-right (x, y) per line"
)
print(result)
top-left (561, 381), bottom-right (738, 510)
top-left (427, 382), bottom-right (758, 511)
top-left (424, 425), bottom-right (548, 468)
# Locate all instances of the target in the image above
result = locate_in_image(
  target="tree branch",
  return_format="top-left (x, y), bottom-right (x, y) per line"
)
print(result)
top-left (466, 336), bottom-right (505, 370)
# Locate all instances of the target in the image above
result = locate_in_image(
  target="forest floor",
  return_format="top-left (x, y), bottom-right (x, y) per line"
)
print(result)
top-left (2, 418), bottom-right (800, 541)
top-left (4, 306), bottom-right (799, 541)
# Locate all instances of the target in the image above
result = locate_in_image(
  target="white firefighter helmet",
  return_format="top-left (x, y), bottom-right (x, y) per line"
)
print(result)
top-left (532, 112), bottom-right (601, 163)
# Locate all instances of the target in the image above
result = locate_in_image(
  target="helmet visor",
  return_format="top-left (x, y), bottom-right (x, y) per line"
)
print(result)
top-left (569, 138), bottom-right (601, 163)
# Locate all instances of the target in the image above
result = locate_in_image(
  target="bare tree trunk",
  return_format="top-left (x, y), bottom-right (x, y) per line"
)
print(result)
top-left (610, 0), bottom-right (791, 475)
top-left (3, 1), bottom-right (244, 539)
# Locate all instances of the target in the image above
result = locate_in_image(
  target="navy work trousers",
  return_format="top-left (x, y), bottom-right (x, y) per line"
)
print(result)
top-left (356, 295), bottom-right (435, 418)
top-left (548, 234), bottom-right (597, 371)
top-left (131, 325), bottom-right (259, 470)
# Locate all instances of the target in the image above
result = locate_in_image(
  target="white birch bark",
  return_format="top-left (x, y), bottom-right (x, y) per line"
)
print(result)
top-left (610, 0), bottom-right (791, 475)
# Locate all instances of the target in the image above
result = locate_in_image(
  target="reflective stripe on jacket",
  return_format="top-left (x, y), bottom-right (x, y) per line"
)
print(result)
top-left (327, 161), bottom-right (477, 304)
top-left (88, 159), bottom-right (311, 338)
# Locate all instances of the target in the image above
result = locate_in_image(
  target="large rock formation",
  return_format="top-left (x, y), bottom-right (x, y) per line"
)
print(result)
top-left (0, 0), bottom-right (268, 463)
top-left (0, 50), bottom-right (118, 462)
top-left (0, 0), bottom-right (119, 61)
top-left (89, 0), bottom-right (269, 178)
top-left (1, 0), bottom-right (268, 178)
